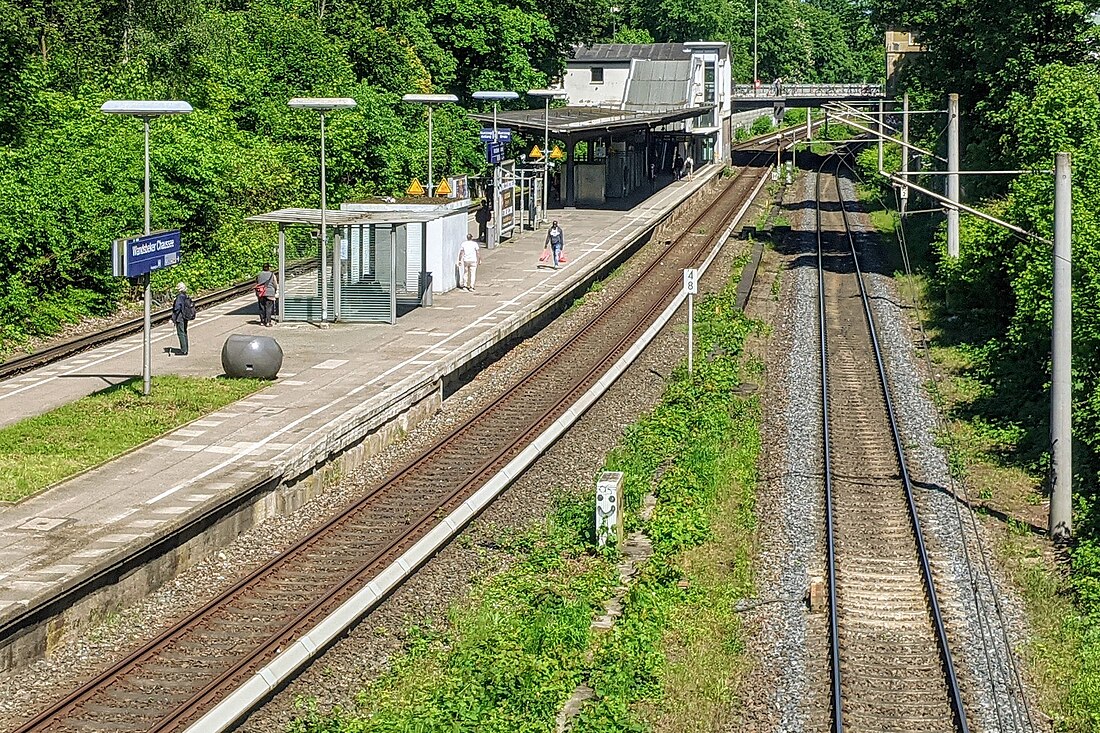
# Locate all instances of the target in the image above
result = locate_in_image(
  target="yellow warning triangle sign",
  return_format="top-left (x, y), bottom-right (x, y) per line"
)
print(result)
top-left (549, 144), bottom-right (565, 160)
top-left (406, 178), bottom-right (425, 196)
top-left (435, 178), bottom-right (452, 196)
top-left (530, 144), bottom-right (544, 159)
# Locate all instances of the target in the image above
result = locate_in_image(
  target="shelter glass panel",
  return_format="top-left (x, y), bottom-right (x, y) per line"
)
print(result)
top-left (282, 234), bottom-right (333, 322)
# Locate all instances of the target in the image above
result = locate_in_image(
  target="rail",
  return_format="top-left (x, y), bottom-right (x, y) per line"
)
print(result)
top-left (817, 152), bottom-right (968, 732)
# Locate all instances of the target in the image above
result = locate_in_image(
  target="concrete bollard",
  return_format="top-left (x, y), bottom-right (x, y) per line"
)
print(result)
top-left (595, 471), bottom-right (624, 547)
top-left (221, 334), bottom-right (283, 380)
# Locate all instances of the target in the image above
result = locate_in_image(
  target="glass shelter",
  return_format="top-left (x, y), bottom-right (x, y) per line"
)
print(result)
top-left (246, 208), bottom-right (444, 324)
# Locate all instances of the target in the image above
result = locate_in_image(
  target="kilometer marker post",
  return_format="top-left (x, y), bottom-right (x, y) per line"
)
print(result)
top-left (684, 268), bottom-right (698, 373)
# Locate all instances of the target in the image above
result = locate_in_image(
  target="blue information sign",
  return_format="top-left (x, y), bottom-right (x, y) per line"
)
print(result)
top-left (113, 229), bottom-right (182, 278)
top-left (486, 141), bottom-right (505, 164)
top-left (479, 127), bottom-right (512, 142)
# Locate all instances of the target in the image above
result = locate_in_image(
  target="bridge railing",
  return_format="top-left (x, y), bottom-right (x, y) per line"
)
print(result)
top-left (732, 83), bottom-right (885, 98)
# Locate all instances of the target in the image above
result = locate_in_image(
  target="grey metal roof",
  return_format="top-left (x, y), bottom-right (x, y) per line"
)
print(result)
top-left (246, 208), bottom-right (444, 226)
top-left (624, 59), bottom-right (691, 112)
top-left (470, 105), bottom-right (712, 140)
top-left (570, 43), bottom-right (689, 63)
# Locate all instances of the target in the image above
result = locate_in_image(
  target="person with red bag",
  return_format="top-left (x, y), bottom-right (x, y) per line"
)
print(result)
top-left (255, 263), bottom-right (278, 326)
top-left (544, 221), bottom-right (565, 269)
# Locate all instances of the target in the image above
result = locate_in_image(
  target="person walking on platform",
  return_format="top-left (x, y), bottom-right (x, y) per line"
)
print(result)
top-left (683, 155), bottom-right (694, 181)
top-left (171, 283), bottom-right (196, 356)
top-left (256, 263), bottom-right (278, 326)
top-left (673, 152), bottom-right (684, 181)
top-left (458, 233), bottom-right (482, 290)
top-left (545, 220), bottom-right (565, 269)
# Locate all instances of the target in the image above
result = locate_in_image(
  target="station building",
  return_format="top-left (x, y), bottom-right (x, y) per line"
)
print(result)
top-left (563, 41), bottom-right (733, 168)
top-left (471, 42), bottom-right (730, 209)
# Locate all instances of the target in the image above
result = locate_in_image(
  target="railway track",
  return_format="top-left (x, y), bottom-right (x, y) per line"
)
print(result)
top-left (815, 154), bottom-right (969, 733)
top-left (13, 155), bottom-right (774, 732)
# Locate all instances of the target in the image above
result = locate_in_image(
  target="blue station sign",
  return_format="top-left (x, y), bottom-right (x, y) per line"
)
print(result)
top-left (479, 127), bottom-right (512, 142)
top-left (486, 141), bottom-right (506, 164)
top-left (113, 229), bottom-right (182, 278)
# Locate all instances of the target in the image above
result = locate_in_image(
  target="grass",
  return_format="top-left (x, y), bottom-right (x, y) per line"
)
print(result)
top-left (998, 531), bottom-right (1100, 732)
top-left (0, 375), bottom-right (265, 502)
top-left (287, 267), bottom-right (761, 733)
top-left (857, 178), bottom-right (1100, 731)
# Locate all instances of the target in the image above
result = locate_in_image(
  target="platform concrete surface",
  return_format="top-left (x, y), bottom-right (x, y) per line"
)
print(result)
top-left (0, 165), bottom-right (723, 664)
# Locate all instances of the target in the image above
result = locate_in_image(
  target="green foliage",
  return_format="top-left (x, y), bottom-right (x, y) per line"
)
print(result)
top-left (0, 0), bottom-right (562, 353)
top-left (574, 280), bottom-right (759, 731)
top-left (0, 375), bottom-right (263, 502)
top-left (749, 115), bottom-right (774, 136)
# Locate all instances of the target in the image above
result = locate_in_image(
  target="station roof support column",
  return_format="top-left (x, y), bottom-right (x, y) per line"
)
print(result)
top-left (565, 136), bottom-right (578, 208)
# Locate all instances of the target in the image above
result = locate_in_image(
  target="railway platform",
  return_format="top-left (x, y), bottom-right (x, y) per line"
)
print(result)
top-left (0, 163), bottom-right (726, 670)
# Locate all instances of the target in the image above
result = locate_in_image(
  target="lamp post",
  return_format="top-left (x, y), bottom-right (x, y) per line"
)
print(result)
top-left (401, 93), bottom-right (459, 194)
top-left (100, 100), bottom-right (192, 396)
top-left (753, 0), bottom-right (759, 95)
top-left (288, 97), bottom-right (357, 323)
top-left (527, 89), bottom-right (567, 225)
top-left (472, 91), bottom-right (519, 247)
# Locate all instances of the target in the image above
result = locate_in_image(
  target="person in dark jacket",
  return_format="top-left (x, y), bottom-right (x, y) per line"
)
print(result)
top-left (171, 283), bottom-right (195, 356)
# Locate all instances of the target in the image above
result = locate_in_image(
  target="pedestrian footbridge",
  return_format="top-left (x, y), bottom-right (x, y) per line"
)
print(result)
top-left (732, 83), bottom-right (885, 109)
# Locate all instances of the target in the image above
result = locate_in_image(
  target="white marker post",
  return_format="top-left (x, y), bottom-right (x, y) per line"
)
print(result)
top-left (684, 268), bottom-right (698, 373)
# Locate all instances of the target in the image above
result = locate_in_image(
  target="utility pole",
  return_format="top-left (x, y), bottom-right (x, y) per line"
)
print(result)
top-left (947, 93), bottom-right (960, 258)
top-left (1051, 151), bottom-right (1073, 540)
top-left (901, 92), bottom-right (909, 214)
top-left (877, 99), bottom-right (884, 172)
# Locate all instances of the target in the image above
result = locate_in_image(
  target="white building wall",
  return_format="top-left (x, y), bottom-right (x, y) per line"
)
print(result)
top-left (562, 64), bottom-right (630, 107)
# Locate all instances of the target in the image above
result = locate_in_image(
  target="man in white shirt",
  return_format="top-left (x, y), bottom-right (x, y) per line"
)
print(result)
top-left (457, 233), bottom-right (483, 291)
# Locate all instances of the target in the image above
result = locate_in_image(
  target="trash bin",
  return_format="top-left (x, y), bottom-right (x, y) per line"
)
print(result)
top-left (221, 334), bottom-right (283, 380)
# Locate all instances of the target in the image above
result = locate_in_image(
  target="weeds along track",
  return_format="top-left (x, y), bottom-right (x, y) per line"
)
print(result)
top-left (13, 158), bottom-right (773, 733)
top-left (816, 155), bottom-right (968, 733)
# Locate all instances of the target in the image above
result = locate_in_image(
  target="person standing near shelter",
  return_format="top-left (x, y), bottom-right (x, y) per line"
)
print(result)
top-left (544, 220), bottom-right (565, 269)
top-left (256, 263), bottom-right (278, 327)
top-left (171, 283), bottom-right (196, 356)
top-left (458, 233), bottom-right (482, 291)
top-left (648, 161), bottom-right (657, 192)
top-left (673, 152), bottom-right (684, 181)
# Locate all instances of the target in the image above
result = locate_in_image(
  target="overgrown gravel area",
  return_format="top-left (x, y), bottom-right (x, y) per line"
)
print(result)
top-left (841, 174), bottom-right (1044, 733)
top-left (0, 184), bottom-right (735, 732)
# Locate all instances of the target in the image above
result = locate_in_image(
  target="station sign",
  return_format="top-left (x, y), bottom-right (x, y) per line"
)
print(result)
top-left (112, 229), bottom-right (181, 278)
top-left (487, 141), bottom-right (506, 164)
top-left (479, 127), bottom-right (512, 142)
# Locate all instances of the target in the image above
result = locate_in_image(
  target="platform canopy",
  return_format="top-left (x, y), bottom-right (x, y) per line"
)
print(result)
top-left (246, 207), bottom-right (445, 227)
top-left (469, 104), bottom-right (712, 141)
